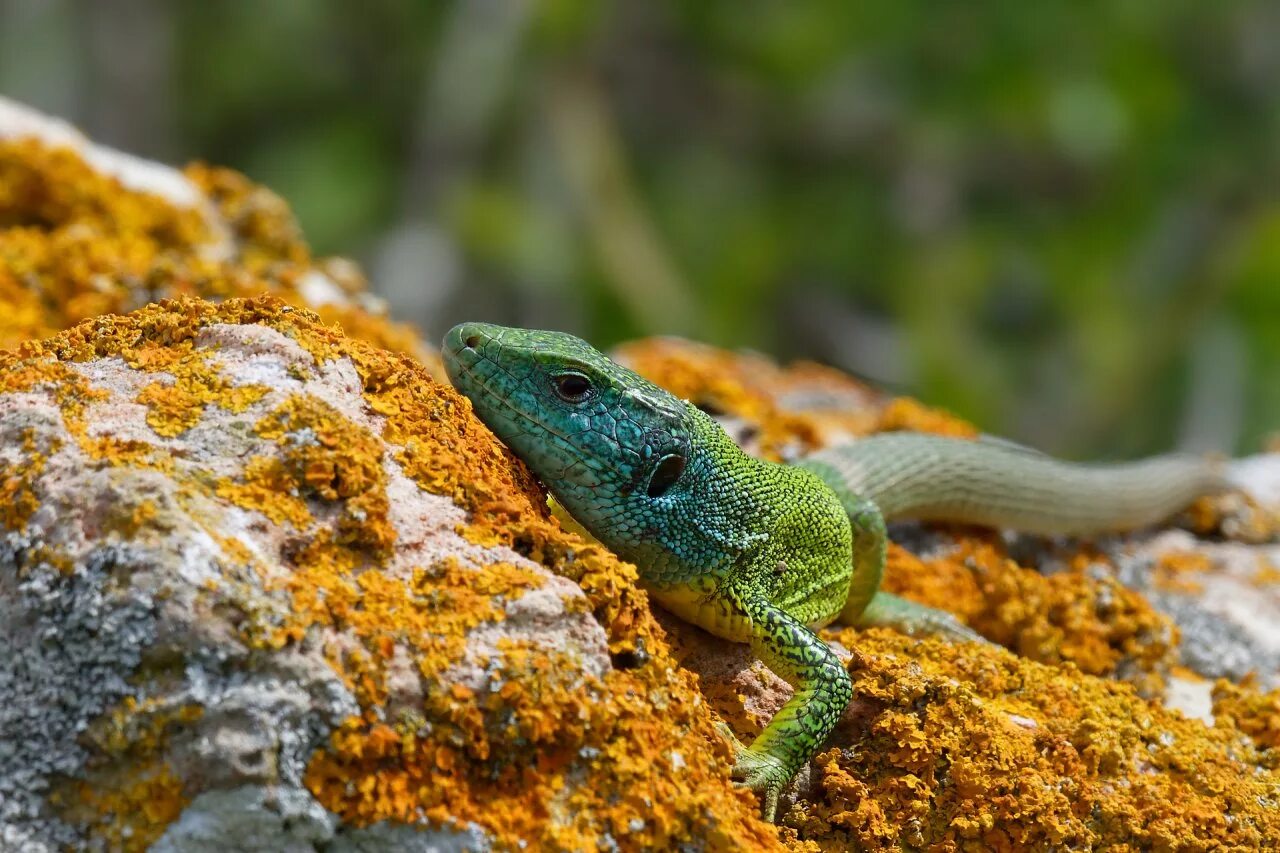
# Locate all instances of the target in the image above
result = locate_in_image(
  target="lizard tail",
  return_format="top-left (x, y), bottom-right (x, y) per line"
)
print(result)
top-left (802, 432), bottom-right (1227, 535)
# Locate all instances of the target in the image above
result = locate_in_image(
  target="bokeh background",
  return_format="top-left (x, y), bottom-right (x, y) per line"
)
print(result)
top-left (2, 0), bottom-right (1278, 457)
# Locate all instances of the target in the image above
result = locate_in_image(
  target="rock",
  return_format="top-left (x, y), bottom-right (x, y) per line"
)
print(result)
top-left (622, 335), bottom-right (1280, 848)
top-left (0, 299), bottom-right (777, 852)
top-left (0, 96), bottom-right (214, 214)
top-left (3, 97), bottom-right (1279, 852)
top-left (1110, 528), bottom-right (1280, 688)
top-left (0, 97), bottom-right (429, 368)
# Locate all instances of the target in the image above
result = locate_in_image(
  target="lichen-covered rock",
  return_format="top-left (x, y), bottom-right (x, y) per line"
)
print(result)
top-left (1213, 676), bottom-right (1280, 751)
top-left (0, 97), bottom-right (430, 367)
top-left (4, 99), bottom-right (1279, 852)
top-left (672, 621), bottom-right (1280, 850)
top-left (620, 337), bottom-right (1280, 849)
top-left (0, 298), bottom-right (778, 852)
top-left (612, 337), bottom-right (962, 461)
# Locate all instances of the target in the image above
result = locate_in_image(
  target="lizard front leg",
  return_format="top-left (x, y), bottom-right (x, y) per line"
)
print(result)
top-left (721, 583), bottom-right (853, 821)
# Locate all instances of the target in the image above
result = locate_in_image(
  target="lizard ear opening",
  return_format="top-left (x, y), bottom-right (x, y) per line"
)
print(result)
top-left (646, 453), bottom-right (686, 498)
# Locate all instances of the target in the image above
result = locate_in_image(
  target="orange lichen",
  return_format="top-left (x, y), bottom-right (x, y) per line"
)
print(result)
top-left (781, 628), bottom-right (1280, 850)
top-left (2, 297), bottom-right (779, 850)
top-left (183, 162), bottom-right (308, 266)
top-left (307, 643), bottom-right (778, 852)
top-left (216, 455), bottom-right (313, 527)
top-left (100, 497), bottom-right (159, 539)
top-left (67, 763), bottom-right (189, 853)
top-left (259, 551), bottom-right (543, 709)
top-left (5, 126), bottom-right (1274, 847)
top-left (615, 337), bottom-right (975, 461)
top-left (0, 428), bottom-right (54, 529)
top-left (1213, 677), bottom-right (1280, 752)
top-left (1183, 490), bottom-right (1280, 543)
top-left (883, 537), bottom-right (1176, 694)
top-left (53, 698), bottom-right (205, 852)
top-left (873, 396), bottom-right (979, 438)
top-left (1150, 550), bottom-right (1214, 596)
top-left (0, 138), bottom-right (208, 243)
top-left (0, 356), bottom-right (111, 458)
top-left (136, 368), bottom-right (269, 437)
top-left (345, 341), bottom-right (548, 527)
top-left (254, 394), bottom-right (394, 555)
top-left (0, 137), bottom-right (426, 358)
top-left (1254, 559), bottom-right (1280, 587)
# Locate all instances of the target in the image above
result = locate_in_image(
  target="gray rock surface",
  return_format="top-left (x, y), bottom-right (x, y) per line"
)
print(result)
top-left (0, 320), bottom-right (605, 851)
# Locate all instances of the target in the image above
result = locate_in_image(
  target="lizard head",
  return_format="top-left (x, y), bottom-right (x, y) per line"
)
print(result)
top-left (443, 322), bottom-right (702, 549)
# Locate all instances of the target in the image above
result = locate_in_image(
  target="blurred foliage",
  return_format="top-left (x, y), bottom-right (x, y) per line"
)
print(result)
top-left (2, 0), bottom-right (1278, 456)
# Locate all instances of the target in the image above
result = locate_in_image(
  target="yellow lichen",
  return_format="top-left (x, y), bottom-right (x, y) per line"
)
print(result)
top-left (1254, 558), bottom-right (1280, 587)
top-left (0, 138), bottom-right (208, 244)
top-left (0, 137), bottom-right (426, 358)
top-left (874, 396), bottom-right (979, 438)
top-left (253, 394), bottom-right (394, 555)
top-left (100, 497), bottom-right (159, 539)
top-left (883, 537), bottom-right (1176, 694)
top-left (5, 120), bottom-right (1275, 849)
top-left (1151, 550), bottom-right (1214, 596)
top-left (1, 297), bottom-right (780, 850)
top-left (1183, 490), bottom-right (1280, 543)
top-left (615, 337), bottom-right (975, 461)
top-left (778, 629), bottom-right (1280, 850)
top-left (216, 455), bottom-right (313, 527)
top-left (306, 645), bottom-right (777, 852)
top-left (1213, 676), bottom-right (1280, 752)
top-left (136, 368), bottom-right (269, 437)
top-left (52, 698), bottom-right (204, 852)
top-left (0, 428), bottom-right (54, 529)
top-left (67, 763), bottom-right (188, 853)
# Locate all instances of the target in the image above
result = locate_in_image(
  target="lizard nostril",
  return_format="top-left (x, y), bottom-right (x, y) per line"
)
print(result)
top-left (464, 335), bottom-right (480, 349)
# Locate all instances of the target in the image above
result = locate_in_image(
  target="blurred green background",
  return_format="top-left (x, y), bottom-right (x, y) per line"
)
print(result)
top-left (3, 0), bottom-right (1278, 457)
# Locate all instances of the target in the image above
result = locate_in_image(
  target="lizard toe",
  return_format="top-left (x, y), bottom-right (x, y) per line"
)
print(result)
top-left (714, 723), bottom-right (791, 822)
top-left (730, 748), bottom-right (790, 822)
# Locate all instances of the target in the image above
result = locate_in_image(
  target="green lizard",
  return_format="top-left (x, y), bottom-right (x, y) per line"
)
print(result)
top-left (441, 322), bottom-right (1225, 821)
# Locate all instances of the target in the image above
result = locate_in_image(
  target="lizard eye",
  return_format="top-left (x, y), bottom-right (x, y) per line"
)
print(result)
top-left (552, 372), bottom-right (594, 403)
top-left (646, 453), bottom-right (686, 498)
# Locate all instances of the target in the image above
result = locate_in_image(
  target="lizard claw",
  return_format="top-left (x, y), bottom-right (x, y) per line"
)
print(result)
top-left (713, 721), bottom-right (790, 822)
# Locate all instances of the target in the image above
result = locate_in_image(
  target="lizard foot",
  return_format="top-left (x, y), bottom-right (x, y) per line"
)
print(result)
top-left (857, 590), bottom-right (990, 645)
top-left (713, 721), bottom-right (790, 822)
